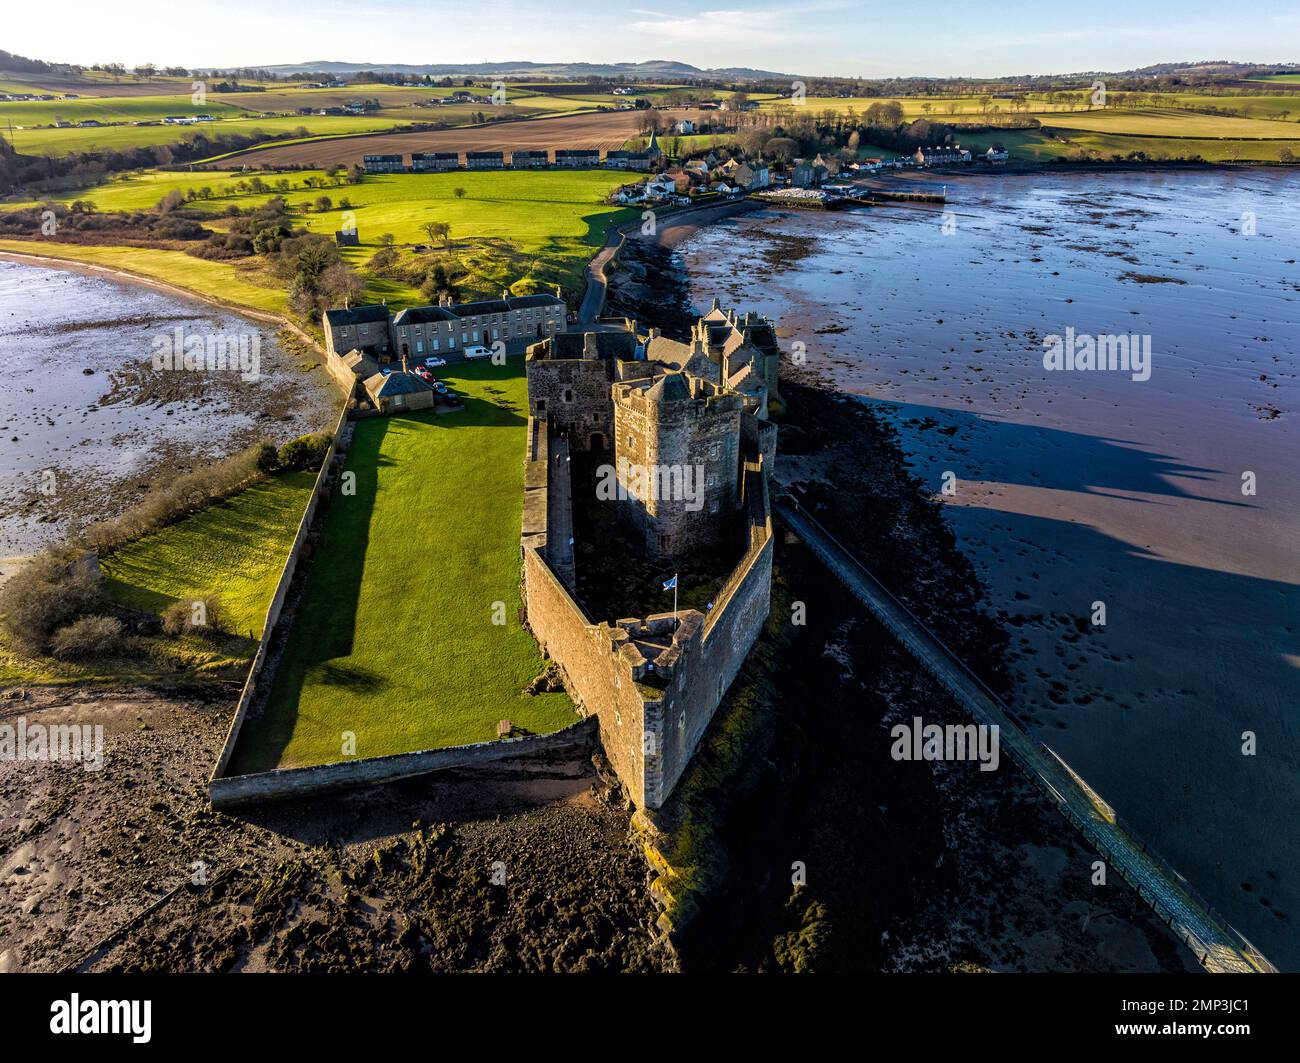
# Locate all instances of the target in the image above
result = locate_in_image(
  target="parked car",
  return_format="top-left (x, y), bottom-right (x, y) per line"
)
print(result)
top-left (423, 356), bottom-right (446, 367)
top-left (417, 369), bottom-right (434, 382)
top-left (463, 345), bottom-right (492, 360)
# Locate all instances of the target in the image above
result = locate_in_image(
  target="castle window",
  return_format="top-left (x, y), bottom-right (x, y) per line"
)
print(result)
top-left (535, 399), bottom-right (547, 414)
top-left (562, 388), bottom-right (574, 404)
top-left (709, 444), bottom-right (719, 460)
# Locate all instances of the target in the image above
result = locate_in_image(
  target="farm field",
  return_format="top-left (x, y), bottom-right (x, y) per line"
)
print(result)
top-left (0, 95), bottom-right (246, 126)
top-left (757, 92), bottom-right (1300, 122)
top-left (2, 168), bottom-right (633, 311)
top-left (1040, 107), bottom-right (1300, 139)
top-left (0, 78), bottom-right (611, 157)
top-left (227, 360), bottom-right (574, 774)
top-left (102, 469), bottom-right (319, 641)
top-left (0, 70), bottom-right (196, 97)
top-left (213, 107), bottom-right (698, 168)
top-left (6, 113), bottom-right (408, 155)
top-left (991, 128), bottom-right (1300, 162)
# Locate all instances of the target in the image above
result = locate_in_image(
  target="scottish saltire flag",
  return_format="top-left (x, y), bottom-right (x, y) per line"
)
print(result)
top-left (662, 575), bottom-right (677, 591)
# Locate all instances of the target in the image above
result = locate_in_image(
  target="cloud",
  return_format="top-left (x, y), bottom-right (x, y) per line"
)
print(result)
top-left (628, 2), bottom-right (862, 48)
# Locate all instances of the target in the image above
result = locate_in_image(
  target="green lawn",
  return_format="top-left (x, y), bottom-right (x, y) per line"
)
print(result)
top-left (228, 360), bottom-right (573, 774)
top-left (102, 469), bottom-right (319, 639)
top-left (5, 169), bottom-right (633, 310)
top-left (0, 239), bottom-right (289, 314)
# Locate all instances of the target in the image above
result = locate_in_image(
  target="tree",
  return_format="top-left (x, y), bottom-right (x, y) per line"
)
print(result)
top-left (421, 220), bottom-right (451, 246)
top-left (317, 262), bottom-right (364, 307)
top-left (453, 186), bottom-right (466, 199)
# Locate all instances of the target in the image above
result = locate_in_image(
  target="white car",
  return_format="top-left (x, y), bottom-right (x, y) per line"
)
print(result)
top-left (423, 356), bottom-right (447, 367)
top-left (463, 345), bottom-right (492, 360)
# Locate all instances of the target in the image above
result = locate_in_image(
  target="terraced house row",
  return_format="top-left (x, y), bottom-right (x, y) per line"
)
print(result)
top-left (362, 133), bottom-right (663, 173)
top-left (322, 291), bottom-right (568, 362)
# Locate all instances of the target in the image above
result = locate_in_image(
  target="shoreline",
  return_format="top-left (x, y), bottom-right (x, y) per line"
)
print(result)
top-left (0, 248), bottom-right (321, 348)
top-left (632, 171), bottom-right (1298, 971)
top-left (604, 218), bottom-right (1202, 971)
top-left (0, 255), bottom-right (342, 558)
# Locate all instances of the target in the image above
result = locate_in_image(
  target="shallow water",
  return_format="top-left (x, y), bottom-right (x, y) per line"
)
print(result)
top-left (0, 261), bottom-right (337, 556)
top-left (679, 170), bottom-right (1300, 968)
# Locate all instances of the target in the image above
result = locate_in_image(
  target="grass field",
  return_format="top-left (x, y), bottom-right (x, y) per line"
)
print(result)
top-left (5, 114), bottom-right (409, 155)
top-left (0, 467), bottom-right (320, 686)
top-left (1039, 108), bottom-right (1300, 139)
top-left (0, 79), bottom-right (602, 157)
top-left (228, 360), bottom-right (573, 774)
top-left (0, 239), bottom-right (289, 314)
top-left (102, 469), bottom-right (319, 639)
top-left (2, 168), bottom-right (632, 317)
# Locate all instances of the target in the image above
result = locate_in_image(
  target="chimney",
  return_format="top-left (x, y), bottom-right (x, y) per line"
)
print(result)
top-left (401, 354), bottom-right (408, 374)
top-left (502, 288), bottom-right (509, 301)
top-left (583, 331), bottom-right (598, 359)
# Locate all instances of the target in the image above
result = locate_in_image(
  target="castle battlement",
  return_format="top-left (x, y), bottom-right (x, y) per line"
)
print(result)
top-left (520, 304), bottom-right (778, 808)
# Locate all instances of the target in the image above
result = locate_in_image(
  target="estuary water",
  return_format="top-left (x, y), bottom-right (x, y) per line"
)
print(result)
top-left (678, 170), bottom-right (1300, 968)
top-left (0, 260), bottom-right (337, 558)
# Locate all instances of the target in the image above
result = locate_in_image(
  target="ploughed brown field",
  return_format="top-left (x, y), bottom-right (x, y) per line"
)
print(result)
top-left (205, 108), bottom-right (708, 168)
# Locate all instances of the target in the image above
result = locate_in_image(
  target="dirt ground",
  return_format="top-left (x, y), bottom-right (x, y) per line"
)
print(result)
top-left (218, 108), bottom-right (708, 169)
top-left (0, 685), bottom-right (670, 973)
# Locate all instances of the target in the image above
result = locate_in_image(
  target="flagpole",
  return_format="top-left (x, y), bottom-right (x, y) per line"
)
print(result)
top-left (673, 572), bottom-right (678, 631)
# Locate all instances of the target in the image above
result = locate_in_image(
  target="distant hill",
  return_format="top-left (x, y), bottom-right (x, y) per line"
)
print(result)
top-left (257, 59), bottom-right (794, 81)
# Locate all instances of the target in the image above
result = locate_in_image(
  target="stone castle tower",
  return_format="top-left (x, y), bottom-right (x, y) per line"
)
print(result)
top-left (611, 372), bottom-right (744, 560)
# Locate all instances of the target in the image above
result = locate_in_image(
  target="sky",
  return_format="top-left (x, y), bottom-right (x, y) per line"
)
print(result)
top-left (6, 0), bottom-right (1300, 78)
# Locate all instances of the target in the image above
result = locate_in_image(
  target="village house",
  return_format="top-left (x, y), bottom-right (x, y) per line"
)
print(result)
top-left (645, 173), bottom-right (679, 199)
top-left (914, 144), bottom-right (972, 167)
top-left (362, 154), bottom-right (405, 173)
top-left (363, 363), bottom-right (439, 414)
top-left (790, 158), bottom-right (828, 187)
top-left (323, 292), bottom-right (568, 366)
top-left (411, 151), bottom-right (459, 172)
top-left (555, 148), bottom-right (600, 167)
top-left (512, 150), bottom-right (549, 168)
top-left (985, 145), bottom-right (1010, 163)
top-left (605, 150), bottom-right (654, 171)
top-left (465, 150), bottom-right (505, 170)
top-left (733, 161), bottom-right (770, 190)
top-left (322, 303), bottom-right (393, 361)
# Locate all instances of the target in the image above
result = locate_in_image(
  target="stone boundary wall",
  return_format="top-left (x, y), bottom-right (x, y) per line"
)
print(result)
top-left (209, 717), bottom-right (597, 808)
top-left (522, 544), bottom-right (654, 804)
top-left (207, 402), bottom-right (352, 788)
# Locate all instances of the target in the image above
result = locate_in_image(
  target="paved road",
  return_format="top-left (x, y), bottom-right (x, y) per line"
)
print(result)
top-left (578, 197), bottom-right (762, 326)
top-left (775, 488), bottom-right (1274, 974)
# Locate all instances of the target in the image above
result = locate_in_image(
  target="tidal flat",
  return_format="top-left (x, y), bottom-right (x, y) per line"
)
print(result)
top-left (0, 260), bottom-right (337, 558)
top-left (675, 169), bottom-right (1300, 969)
